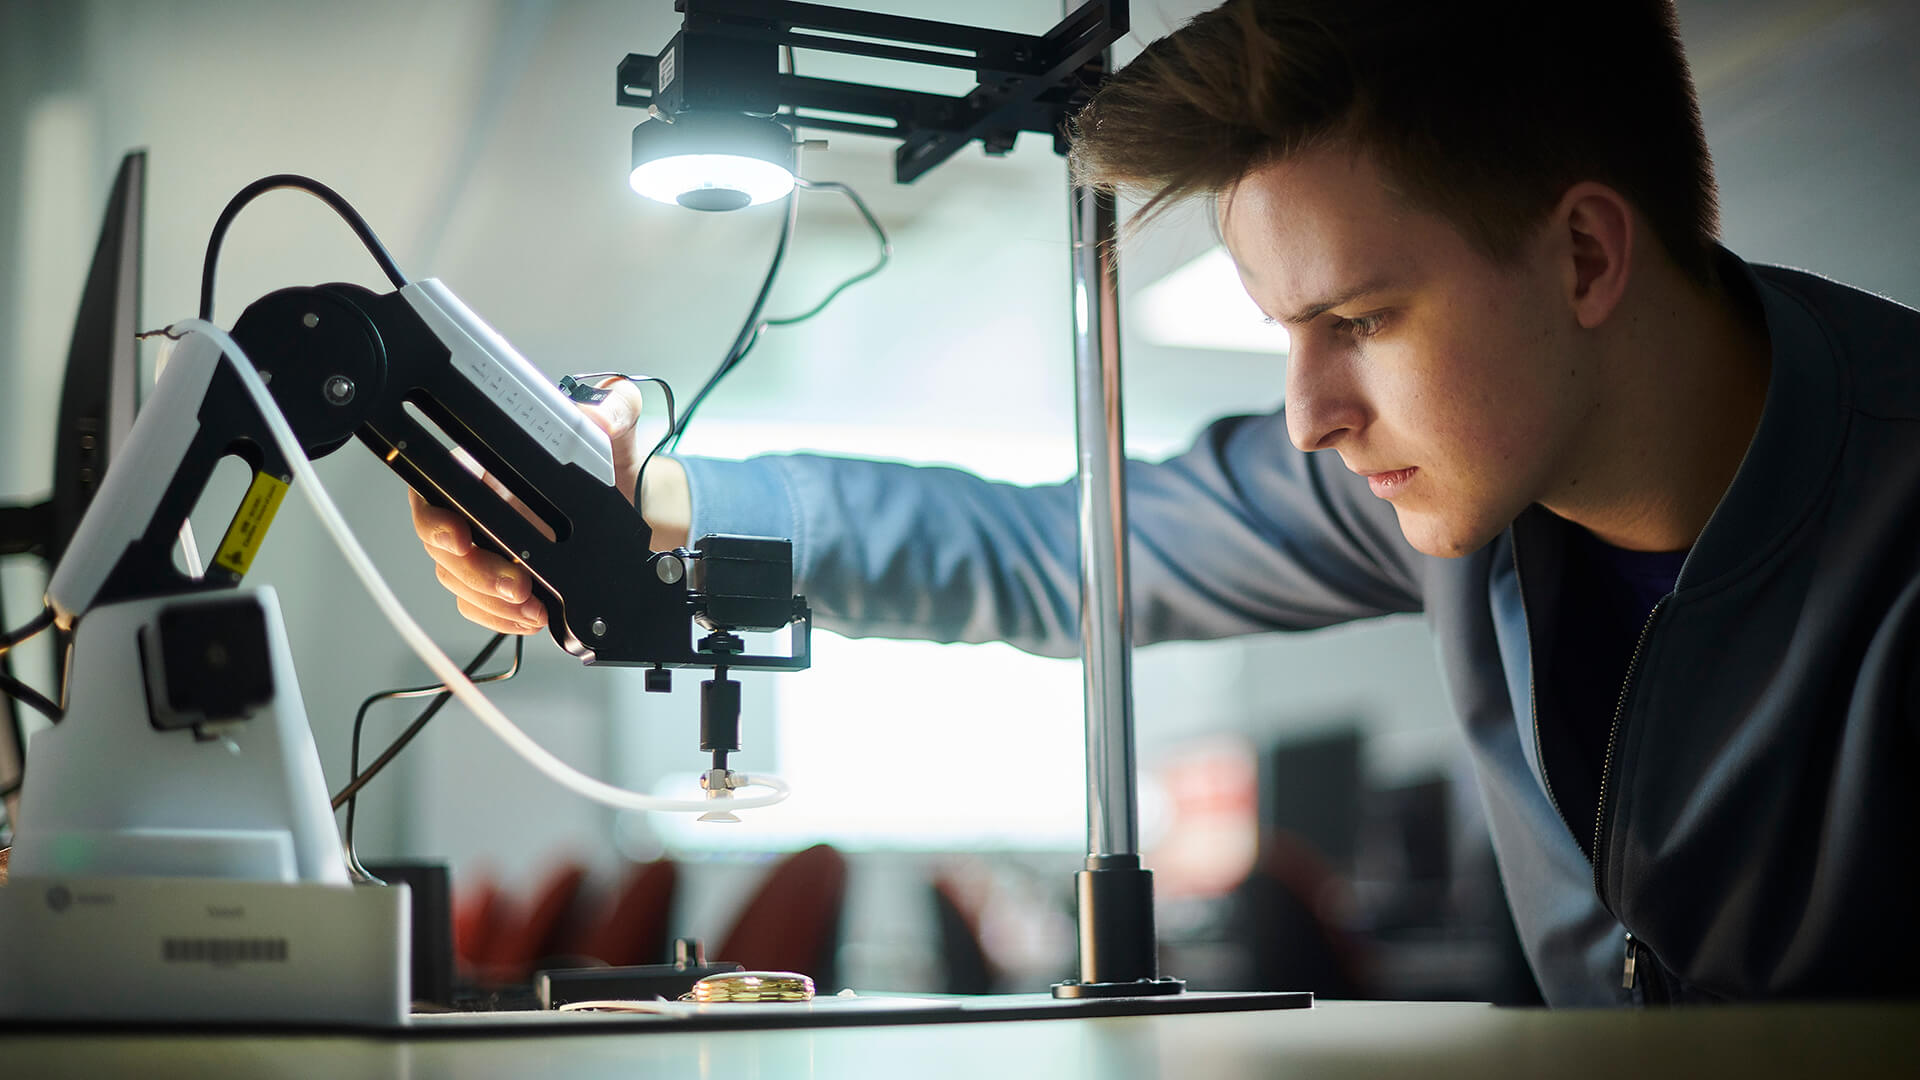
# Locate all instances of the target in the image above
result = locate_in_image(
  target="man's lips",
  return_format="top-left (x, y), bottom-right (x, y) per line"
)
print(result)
top-left (1360, 466), bottom-right (1418, 498)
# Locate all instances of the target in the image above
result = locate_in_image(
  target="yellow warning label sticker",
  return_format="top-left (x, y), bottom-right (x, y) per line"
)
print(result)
top-left (214, 472), bottom-right (290, 576)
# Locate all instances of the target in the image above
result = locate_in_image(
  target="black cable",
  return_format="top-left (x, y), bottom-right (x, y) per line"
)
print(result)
top-left (667, 189), bottom-right (799, 453)
top-left (337, 631), bottom-right (520, 808)
top-left (1, 606), bottom-right (56, 834)
top-left (336, 633), bottom-right (520, 883)
top-left (199, 174), bottom-right (409, 322)
top-left (564, 372), bottom-right (681, 472)
top-left (339, 636), bottom-right (509, 882)
top-left (0, 606), bottom-right (54, 657)
top-left (1, 772), bottom-right (18, 847)
top-left (663, 178), bottom-right (891, 454)
top-left (0, 673), bottom-right (62, 724)
top-left (565, 373), bottom-right (677, 437)
top-left (767, 179), bottom-right (892, 326)
top-left (665, 43), bottom-right (804, 454)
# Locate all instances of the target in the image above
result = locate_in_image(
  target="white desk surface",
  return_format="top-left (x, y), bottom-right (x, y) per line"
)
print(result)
top-left (5, 998), bottom-right (1919, 1079)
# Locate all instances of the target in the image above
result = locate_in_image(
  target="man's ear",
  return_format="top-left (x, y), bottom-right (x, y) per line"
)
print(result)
top-left (1554, 182), bottom-right (1634, 330)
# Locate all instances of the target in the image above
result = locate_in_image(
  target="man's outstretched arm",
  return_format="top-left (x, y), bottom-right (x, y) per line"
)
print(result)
top-left (681, 409), bottom-right (1428, 658)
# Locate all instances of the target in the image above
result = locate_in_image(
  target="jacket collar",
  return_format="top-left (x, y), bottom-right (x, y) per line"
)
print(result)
top-left (1675, 251), bottom-right (1848, 593)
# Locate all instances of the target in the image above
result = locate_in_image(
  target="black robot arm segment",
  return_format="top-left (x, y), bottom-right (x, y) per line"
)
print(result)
top-left (223, 279), bottom-right (811, 675)
top-left (49, 314), bottom-right (371, 621)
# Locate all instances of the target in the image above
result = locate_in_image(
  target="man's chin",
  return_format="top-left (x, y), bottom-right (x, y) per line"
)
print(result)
top-left (1393, 505), bottom-right (1504, 559)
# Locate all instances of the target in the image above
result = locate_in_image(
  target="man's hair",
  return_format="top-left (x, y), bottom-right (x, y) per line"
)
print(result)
top-left (1069, 0), bottom-right (1720, 285)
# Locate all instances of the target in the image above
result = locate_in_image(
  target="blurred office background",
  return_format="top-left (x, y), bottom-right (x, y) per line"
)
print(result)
top-left (1, 0), bottom-right (1915, 1003)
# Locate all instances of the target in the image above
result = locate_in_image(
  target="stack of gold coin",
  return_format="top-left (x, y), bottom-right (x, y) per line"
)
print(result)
top-left (682, 971), bottom-right (816, 1003)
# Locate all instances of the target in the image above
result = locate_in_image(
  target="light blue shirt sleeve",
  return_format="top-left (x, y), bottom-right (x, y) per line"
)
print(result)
top-left (677, 409), bottom-right (1426, 658)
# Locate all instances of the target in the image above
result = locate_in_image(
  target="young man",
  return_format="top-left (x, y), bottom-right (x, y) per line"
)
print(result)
top-left (412, 1), bottom-right (1920, 1004)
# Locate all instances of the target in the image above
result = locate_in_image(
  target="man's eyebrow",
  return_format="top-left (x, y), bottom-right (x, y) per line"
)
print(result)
top-left (1281, 278), bottom-right (1396, 326)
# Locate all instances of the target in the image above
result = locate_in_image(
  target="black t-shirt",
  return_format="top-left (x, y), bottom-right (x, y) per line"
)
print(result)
top-left (1542, 527), bottom-right (1687, 859)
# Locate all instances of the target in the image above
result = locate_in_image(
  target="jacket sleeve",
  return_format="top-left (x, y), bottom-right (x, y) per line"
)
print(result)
top-left (676, 409), bottom-right (1426, 659)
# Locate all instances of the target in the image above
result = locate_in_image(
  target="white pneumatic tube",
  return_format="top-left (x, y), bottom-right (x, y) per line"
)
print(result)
top-left (168, 319), bottom-right (789, 816)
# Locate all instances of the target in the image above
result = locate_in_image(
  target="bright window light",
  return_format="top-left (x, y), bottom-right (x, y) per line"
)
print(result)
top-left (628, 153), bottom-right (795, 207)
top-left (649, 631), bottom-right (1089, 852)
top-left (1135, 246), bottom-right (1291, 355)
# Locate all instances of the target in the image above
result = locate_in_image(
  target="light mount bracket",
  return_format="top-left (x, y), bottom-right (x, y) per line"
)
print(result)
top-left (616, 0), bottom-right (1128, 183)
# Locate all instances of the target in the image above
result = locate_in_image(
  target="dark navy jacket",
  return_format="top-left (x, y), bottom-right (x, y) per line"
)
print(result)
top-left (683, 258), bottom-right (1920, 1005)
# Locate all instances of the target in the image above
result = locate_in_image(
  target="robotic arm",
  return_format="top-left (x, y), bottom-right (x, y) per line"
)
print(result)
top-left (47, 273), bottom-right (811, 779)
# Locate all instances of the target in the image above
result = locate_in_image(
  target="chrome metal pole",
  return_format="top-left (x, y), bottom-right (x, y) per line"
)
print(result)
top-left (1068, 181), bottom-right (1138, 860)
top-left (1052, 8), bottom-right (1179, 1000)
top-left (1057, 171), bottom-right (1183, 997)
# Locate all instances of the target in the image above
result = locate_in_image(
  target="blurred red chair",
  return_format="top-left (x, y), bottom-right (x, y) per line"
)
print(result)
top-left (451, 872), bottom-right (508, 979)
top-left (717, 844), bottom-right (848, 990)
top-left (578, 857), bottom-right (680, 967)
top-left (471, 860), bottom-right (589, 985)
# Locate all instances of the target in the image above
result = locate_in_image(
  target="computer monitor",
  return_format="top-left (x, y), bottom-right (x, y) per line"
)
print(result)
top-left (50, 150), bottom-right (145, 566)
top-left (1, 149), bottom-right (145, 830)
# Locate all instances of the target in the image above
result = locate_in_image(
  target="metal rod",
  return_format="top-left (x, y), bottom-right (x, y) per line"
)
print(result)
top-left (1068, 179), bottom-right (1138, 858)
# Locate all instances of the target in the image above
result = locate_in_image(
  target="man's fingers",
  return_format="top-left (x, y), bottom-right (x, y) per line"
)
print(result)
top-left (582, 378), bottom-right (649, 506)
top-left (436, 564), bottom-right (548, 628)
top-left (584, 378), bottom-right (646, 438)
top-left (456, 595), bottom-right (546, 636)
top-left (409, 488), bottom-right (473, 555)
top-left (410, 487), bottom-right (547, 635)
top-left (423, 538), bottom-right (535, 605)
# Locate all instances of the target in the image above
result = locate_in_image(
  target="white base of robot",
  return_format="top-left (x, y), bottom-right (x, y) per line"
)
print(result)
top-left (0, 873), bottom-right (409, 1027)
top-left (1, 588), bottom-right (409, 1027)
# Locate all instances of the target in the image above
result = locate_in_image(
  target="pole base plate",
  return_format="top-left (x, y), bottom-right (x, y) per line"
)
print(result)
top-left (1050, 975), bottom-right (1186, 999)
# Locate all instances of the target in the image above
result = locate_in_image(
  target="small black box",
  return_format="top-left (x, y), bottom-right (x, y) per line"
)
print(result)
top-left (693, 534), bottom-right (793, 633)
top-left (142, 597), bottom-right (276, 730)
top-left (362, 861), bottom-right (455, 1008)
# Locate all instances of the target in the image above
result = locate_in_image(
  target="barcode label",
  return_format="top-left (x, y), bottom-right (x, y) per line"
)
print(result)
top-left (162, 937), bottom-right (290, 966)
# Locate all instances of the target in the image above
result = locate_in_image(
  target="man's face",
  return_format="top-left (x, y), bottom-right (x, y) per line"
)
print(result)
top-left (1220, 145), bottom-right (1593, 558)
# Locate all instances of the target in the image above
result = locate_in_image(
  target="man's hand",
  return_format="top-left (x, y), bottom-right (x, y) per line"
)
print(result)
top-left (407, 378), bottom-right (690, 635)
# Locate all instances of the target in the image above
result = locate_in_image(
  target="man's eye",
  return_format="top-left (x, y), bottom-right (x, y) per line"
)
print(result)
top-left (1330, 312), bottom-right (1387, 337)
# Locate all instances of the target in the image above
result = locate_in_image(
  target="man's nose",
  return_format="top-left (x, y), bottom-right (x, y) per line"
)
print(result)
top-left (1284, 339), bottom-right (1367, 453)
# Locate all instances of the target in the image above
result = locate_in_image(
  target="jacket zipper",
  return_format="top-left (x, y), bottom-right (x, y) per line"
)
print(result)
top-left (1593, 598), bottom-right (1667, 901)
top-left (1591, 362), bottom-right (1758, 908)
top-left (1514, 523), bottom-right (1682, 998)
top-left (1511, 544), bottom-right (1577, 841)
